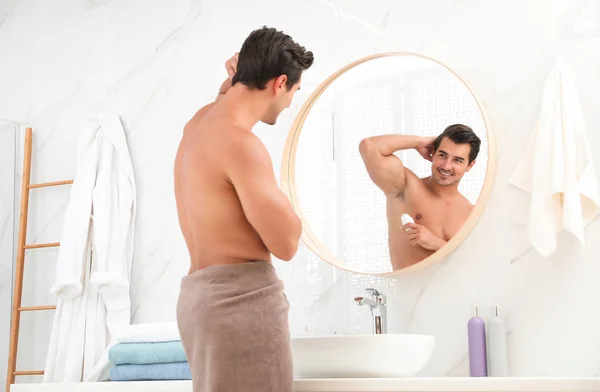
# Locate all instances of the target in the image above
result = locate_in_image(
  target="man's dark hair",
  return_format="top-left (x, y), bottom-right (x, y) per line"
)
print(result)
top-left (433, 124), bottom-right (481, 164)
top-left (232, 26), bottom-right (314, 91)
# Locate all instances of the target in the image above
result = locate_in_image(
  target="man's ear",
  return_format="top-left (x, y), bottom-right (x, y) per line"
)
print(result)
top-left (467, 159), bottom-right (476, 171)
top-left (274, 75), bottom-right (288, 92)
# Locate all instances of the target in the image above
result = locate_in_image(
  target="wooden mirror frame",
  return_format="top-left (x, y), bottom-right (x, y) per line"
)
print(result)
top-left (281, 52), bottom-right (497, 276)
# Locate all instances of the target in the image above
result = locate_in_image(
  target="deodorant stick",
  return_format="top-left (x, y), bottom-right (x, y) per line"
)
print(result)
top-left (401, 213), bottom-right (414, 230)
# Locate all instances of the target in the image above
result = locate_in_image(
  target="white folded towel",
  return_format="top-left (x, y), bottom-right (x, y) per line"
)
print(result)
top-left (510, 58), bottom-right (600, 257)
top-left (84, 321), bottom-right (181, 381)
top-left (114, 321), bottom-right (180, 343)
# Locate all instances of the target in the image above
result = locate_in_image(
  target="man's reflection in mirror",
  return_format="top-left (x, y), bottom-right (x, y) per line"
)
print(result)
top-left (359, 124), bottom-right (481, 270)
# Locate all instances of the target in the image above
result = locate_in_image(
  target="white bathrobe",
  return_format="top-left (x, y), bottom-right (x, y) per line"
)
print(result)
top-left (43, 114), bottom-right (136, 382)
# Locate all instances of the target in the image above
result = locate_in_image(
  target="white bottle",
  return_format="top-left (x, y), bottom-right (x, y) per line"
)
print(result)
top-left (487, 305), bottom-right (509, 377)
top-left (401, 213), bottom-right (414, 230)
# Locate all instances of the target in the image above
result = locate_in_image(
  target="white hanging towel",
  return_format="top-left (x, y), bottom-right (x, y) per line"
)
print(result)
top-left (510, 58), bottom-right (599, 257)
top-left (43, 113), bottom-right (136, 382)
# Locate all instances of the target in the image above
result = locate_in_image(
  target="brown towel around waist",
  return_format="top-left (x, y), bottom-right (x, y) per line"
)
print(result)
top-left (176, 261), bottom-right (293, 392)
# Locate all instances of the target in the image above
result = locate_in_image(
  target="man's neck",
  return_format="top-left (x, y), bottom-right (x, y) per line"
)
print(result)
top-left (425, 177), bottom-right (461, 199)
top-left (220, 84), bottom-right (269, 130)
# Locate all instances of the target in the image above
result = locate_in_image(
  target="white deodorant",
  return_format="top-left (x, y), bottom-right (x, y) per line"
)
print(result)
top-left (401, 213), bottom-right (414, 230)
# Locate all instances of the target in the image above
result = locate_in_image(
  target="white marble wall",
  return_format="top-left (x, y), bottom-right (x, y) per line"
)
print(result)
top-left (1, 0), bottom-right (600, 382)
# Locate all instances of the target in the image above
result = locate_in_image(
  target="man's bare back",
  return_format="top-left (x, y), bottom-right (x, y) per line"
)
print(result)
top-left (173, 50), bottom-right (305, 274)
top-left (174, 105), bottom-right (271, 272)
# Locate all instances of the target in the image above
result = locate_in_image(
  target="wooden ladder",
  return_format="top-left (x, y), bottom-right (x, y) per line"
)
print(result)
top-left (5, 127), bottom-right (73, 391)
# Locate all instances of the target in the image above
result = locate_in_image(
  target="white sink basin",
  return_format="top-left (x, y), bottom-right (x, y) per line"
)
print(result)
top-left (290, 334), bottom-right (435, 379)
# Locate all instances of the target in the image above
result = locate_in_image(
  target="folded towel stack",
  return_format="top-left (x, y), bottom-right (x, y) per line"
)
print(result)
top-left (108, 322), bottom-right (191, 381)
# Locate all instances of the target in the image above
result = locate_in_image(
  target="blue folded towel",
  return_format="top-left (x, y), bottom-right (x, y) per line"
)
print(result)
top-left (109, 362), bottom-right (191, 381)
top-left (108, 341), bottom-right (187, 365)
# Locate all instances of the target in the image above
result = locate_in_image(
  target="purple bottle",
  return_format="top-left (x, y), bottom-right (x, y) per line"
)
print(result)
top-left (468, 305), bottom-right (488, 377)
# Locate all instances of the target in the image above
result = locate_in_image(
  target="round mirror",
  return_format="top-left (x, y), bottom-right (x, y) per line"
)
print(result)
top-left (281, 52), bottom-right (496, 276)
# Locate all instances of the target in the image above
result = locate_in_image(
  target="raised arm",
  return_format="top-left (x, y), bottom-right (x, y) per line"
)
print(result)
top-left (216, 53), bottom-right (239, 101)
top-left (359, 135), bottom-right (434, 196)
top-left (227, 133), bottom-right (302, 261)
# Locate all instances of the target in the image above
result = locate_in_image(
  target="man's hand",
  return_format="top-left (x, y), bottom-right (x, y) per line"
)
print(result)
top-left (217, 53), bottom-right (240, 98)
top-left (415, 136), bottom-right (436, 162)
top-left (402, 222), bottom-right (446, 251)
top-left (225, 52), bottom-right (239, 79)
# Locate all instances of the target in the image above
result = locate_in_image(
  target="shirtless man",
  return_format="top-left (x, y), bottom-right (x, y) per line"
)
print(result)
top-left (359, 124), bottom-right (481, 270)
top-left (173, 27), bottom-right (313, 392)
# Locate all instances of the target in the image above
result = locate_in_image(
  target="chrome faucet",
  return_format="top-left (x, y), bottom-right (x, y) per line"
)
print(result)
top-left (354, 288), bottom-right (387, 334)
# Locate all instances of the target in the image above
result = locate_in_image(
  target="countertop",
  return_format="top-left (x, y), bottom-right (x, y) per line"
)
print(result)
top-left (10, 377), bottom-right (600, 392)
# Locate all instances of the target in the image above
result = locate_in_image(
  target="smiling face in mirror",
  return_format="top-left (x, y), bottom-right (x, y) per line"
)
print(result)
top-left (286, 53), bottom-right (492, 275)
top-left (431, 127), bottom-right (479, 187)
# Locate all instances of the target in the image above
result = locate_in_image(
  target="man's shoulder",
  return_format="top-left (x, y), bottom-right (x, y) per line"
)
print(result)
top-left (461, 195), bottom-right (475, 209)
top-left (453, 194), bottom-right (474, 214)
top-left (226, 130), bottom-right (270, 167)
top-left (406, 173), bottom-right (431, 190)
top-left (228, 127), bottom-right (264, 148)
top-left (183, 104), bottom-right (216, 138)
